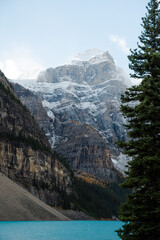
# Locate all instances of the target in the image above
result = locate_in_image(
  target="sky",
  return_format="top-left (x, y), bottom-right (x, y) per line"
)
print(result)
top-left (0, 0), bottom-right (149, 80)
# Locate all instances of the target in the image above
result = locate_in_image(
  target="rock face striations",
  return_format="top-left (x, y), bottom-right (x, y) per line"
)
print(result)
top-left (12, 83), bottom-right (118, 182)
top-left (0, 70), bottom-right (72, 208)
top-left (12, 49), bottom-right (130, 178)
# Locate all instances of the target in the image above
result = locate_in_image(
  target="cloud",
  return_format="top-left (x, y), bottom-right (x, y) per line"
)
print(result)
top-left (110, 35), bottom-right (130, 55)
top-left (0, 46), bottom-right (44, 80)
top-left (0, 60), bottom-right (20, 79)
top-left (131, 78), bottom-right (142, 86)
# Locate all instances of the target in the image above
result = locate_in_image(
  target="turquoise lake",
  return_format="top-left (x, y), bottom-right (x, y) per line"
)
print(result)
top-left (0, 221), bottom-right (122, 240)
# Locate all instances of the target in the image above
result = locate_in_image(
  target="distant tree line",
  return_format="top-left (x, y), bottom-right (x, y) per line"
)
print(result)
top-left (71, 177), bottom-right (128, 219)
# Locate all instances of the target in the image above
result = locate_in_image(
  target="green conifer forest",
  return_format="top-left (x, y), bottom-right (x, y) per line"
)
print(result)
top-left (117, 0), bottom-right (160, 239)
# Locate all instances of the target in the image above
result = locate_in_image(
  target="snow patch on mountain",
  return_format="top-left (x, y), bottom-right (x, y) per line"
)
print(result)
top-left (70, 49), bottom-right (104, 62)
top-left (47, 109), bottom-right (55, 119)
top-left (69, 49), bottom-right (115, 66)
top-left (112, 153), bottom-right (131, 175)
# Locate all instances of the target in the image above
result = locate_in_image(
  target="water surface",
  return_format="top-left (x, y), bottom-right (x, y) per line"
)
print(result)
top-left (0, 221), bottom-right (122, 240)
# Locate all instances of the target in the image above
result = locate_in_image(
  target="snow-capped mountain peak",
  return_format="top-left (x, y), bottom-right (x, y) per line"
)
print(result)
top-left (69, 49), bottom-right (114, 66)
top-left (37, 49), bottom-right (131, 87)
top-left (89, 51), bottom-right (115, 65)
top-left (11, 49), bottom-right (131, 174)
top-left (72, 48), bottom-right (104, 61)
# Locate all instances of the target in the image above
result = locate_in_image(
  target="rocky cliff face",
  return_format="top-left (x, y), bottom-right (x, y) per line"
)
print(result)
top-left (13, 83), bottom-right (55, 143)
top-left (54, 121), bottom-right (118, 182)
top-left (0, 70), bottom-right (72, 207)
top-left (13, 83), bottom-right (118, 182)
top-left (12, 49), bottom-right (129, 178)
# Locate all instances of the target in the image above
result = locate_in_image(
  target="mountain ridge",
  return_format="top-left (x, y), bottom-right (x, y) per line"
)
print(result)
top-left (0, 70), bottom-right (73, 209)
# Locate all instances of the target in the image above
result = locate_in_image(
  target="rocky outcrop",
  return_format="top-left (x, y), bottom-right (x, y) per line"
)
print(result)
top-left (13, 83), bottom-right (55, 143)
top-left (0, 75), bottom-right (49, 148)
top-left (0, 141), bottom-right (72, 205)
top-left (37, 51), bottom-right (129, 86)
top-left (54, 121), bottom-right (117, 182)
top-left (0, 70), bottom-right (73, 207)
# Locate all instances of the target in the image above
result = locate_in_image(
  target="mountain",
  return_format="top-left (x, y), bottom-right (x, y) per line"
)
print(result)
top-left (0, 69), bottom-right (127, 219)
top-left (14, 49), bottom-right (130, 176)
top-left (0, 70), bottom-right (73, 209)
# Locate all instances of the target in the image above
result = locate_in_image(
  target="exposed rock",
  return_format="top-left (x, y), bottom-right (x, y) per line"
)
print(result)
top-left (0, 70), bottom-right (73, 208)
top-left (13, 83), bottom-right (122, 182)
top-left (13, 83), bottom-right (55, 144)
top-left (54, 121), bottom-right (118, 182)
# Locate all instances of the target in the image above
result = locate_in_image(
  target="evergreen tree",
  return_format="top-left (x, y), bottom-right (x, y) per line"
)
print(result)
top-left (117, 0), bottom-right (160, 239)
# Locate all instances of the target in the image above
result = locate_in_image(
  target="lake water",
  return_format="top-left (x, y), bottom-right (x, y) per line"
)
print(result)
top-left (0, 221), bottom-right (122, 240)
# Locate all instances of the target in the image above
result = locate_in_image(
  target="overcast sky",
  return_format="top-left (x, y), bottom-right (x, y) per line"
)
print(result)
top-left (0, 0), bottom-right (148, 80)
